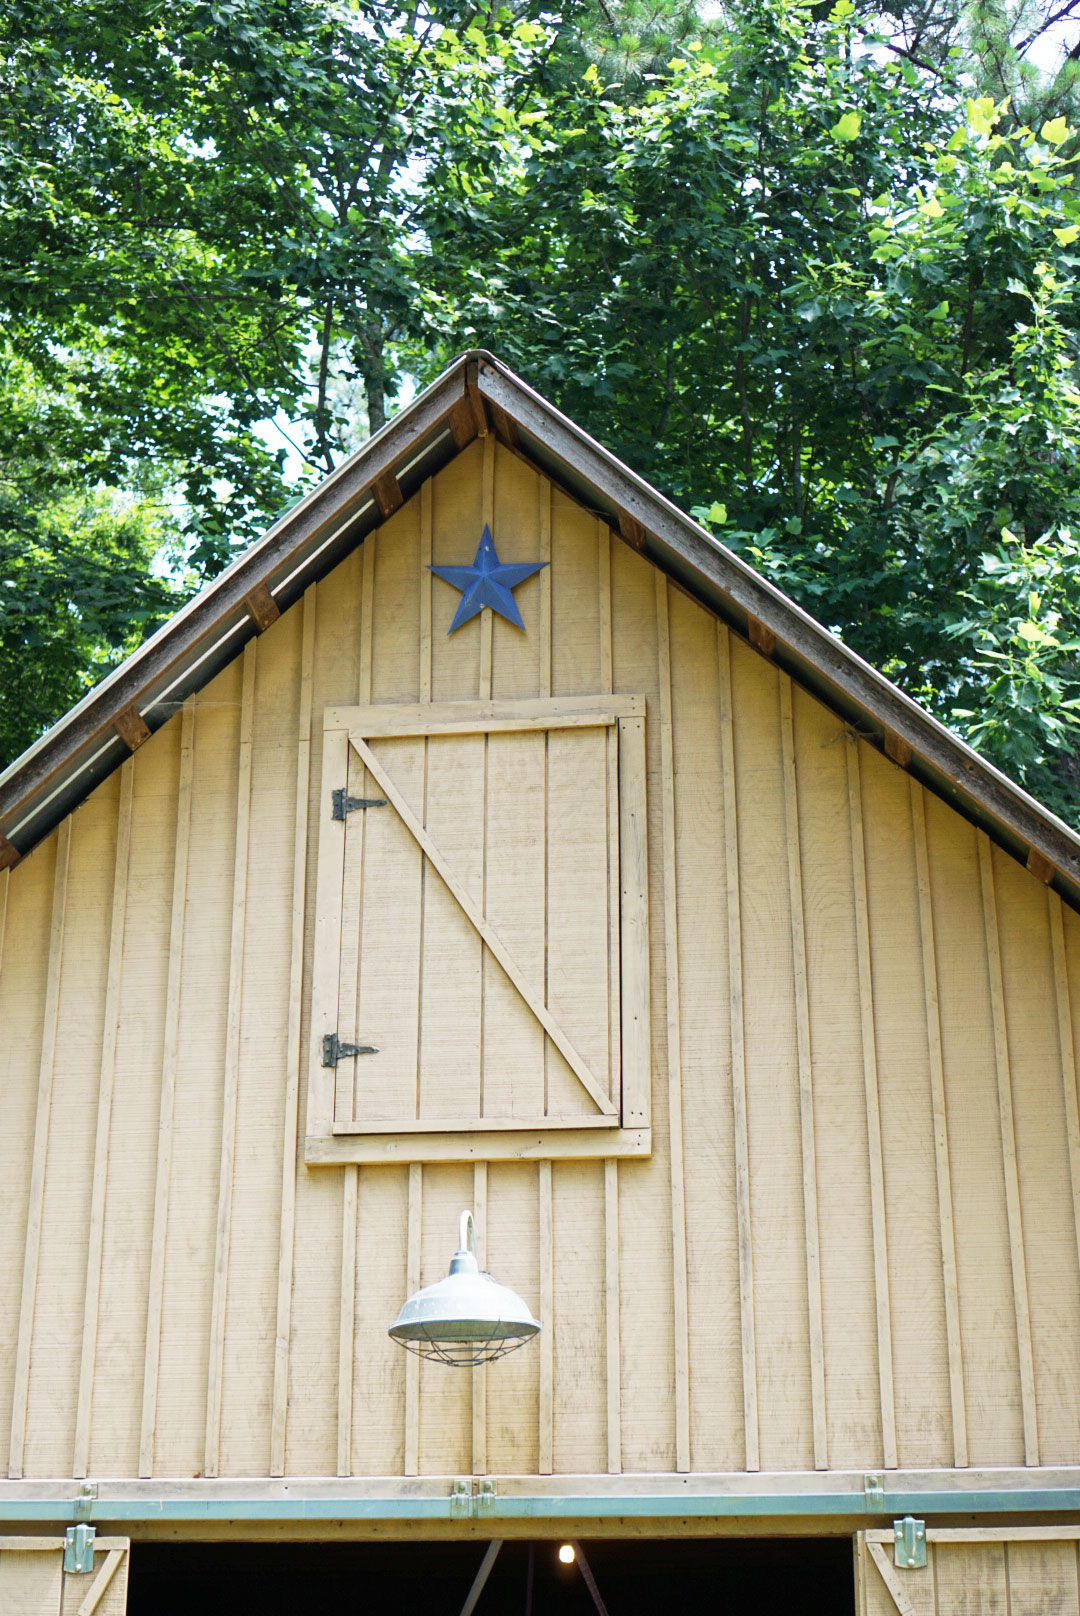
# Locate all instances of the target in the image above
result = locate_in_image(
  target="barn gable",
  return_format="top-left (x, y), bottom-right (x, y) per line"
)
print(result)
top-left (0, 356), bottom-right (1079, 1600)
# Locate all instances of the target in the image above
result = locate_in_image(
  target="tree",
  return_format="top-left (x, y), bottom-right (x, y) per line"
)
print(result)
top-left (415, 1), bottom-right (1080, 818)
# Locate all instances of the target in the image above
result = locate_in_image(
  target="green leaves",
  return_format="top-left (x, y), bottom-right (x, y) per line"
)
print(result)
top-left (830, 110), bottom-right (861, 142)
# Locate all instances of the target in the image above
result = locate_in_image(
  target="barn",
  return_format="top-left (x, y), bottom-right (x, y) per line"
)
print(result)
top-left (2, 350), bottom-right (1080, 1616)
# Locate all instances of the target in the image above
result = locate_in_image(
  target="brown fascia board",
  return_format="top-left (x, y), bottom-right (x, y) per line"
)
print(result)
top-left (0, 356), bottom-right (475, 859)
top-left (475, 354), bottom-right (1080, 910)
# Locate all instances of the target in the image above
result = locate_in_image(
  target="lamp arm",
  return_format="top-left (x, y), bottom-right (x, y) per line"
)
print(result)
top-left (459, 1208), bottom-right (476, 1259)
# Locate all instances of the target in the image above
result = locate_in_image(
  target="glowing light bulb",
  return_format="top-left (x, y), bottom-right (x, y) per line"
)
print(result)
top-left (558, 1544), bottom-right (576, 1565)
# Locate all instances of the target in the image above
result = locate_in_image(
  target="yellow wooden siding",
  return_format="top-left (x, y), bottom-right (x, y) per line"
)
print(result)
top-left (1, 437), bottom-right (1079, 1480)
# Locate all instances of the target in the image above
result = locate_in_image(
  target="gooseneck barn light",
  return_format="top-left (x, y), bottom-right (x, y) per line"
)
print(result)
top-left (388, 1209), bottom-right (541, 1366)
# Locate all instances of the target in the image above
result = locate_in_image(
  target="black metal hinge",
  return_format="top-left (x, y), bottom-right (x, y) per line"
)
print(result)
top-left (331, 788), bottom-right (387, 820)
top-left (322, 1032), bottom-right (379, 1067)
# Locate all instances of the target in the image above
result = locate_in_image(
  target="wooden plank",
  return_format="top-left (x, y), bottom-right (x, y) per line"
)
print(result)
top-left (310, 1128), bottom-right (650, 1165)
top-left (0, 832), bottom-right (19, 870)
top-left (329, 693), bottom-right (645, 735)
top-left (746, 615), bottom-right (776, 658)
top-left (203, 641), bottom-right (256, 1478)
top-left (846, 736), bottom-right (898, 1470)
top-left (420, 481), bottom-right (433, 703)
top-left (113, 706), bottom-right (151, 751)
top-left (604, 1158), bottom-right (621, 1475)
top-left (305, 725), bottom-right (350, 1140)
top-left (883, 730), bottom-right (912, 769)
top-left (717, 622), bottom-right (759, 1473)
top-left (467, 358), bottom-right (490, 437)
top-left (334, 1113), bottom-right (618, 1136)
top-left (72, 1548), bottom-right (125, 1616)
top-left (137, 702), bottom-right (194, 1477)
top-left (8, 816), bottom-right (70, 1479)
top-left (656, 574), bottom-right (690, 1473)
top-left (73, 759), bottom-right (134, 1478)
top-left (539, 486), bottom-right (552, 698)
top-left (372, 468), bottom-right (403, 518)
top-left (336, 533), bottom-right (377, 1477)
top-left (1051, 891), bottom-right (1080, 1315)
top-left (404, 1164), bottom-right (422, 1476)
top-left (910, 778), bottom-right (968, 1468)
top-left (779, 678), bottom-right (828, 1471)
top-left (0, 1545), bottom-right (63, 1616)
top-left (866, 1542), bottom-right (919, 1616)
top-left (935, 1541), bottom-right (1008, 1616)
top-left (351, 735), bottom-right (616, 1116)
top-left (978, 831), bottom-right (1039, 1466)
top-left (270, 586), bottom-right (316, 1477)
top-left (1027, 846), bottom-right (1055, 885)
top-left (538, 1159), bottom-right (554, 1475)
top-left (479, 432), bottom-right (495, 699)
top-left (599, 522), bottom-right (621, 1478)
top-left (337, 1162), bottom-right (357, 1477)
top-left (618, 510), bottom-right (647, 552)
top-left (1006, 1538), bottom-right (1080, 1616)
top-left (472, 1163), bottom-right (488, 1475)
top-left (616, 712), bottom-right (650, 1129)
top-left (244, 580), bottom-right (280, 632)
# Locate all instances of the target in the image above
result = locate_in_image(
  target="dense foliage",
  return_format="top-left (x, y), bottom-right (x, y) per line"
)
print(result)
top-left (2, 0), bottom-right (1080, 822)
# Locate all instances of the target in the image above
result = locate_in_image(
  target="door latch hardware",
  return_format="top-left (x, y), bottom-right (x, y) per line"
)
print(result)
top-left (893, 1516), bottom-right (927, 1569)
top-left (331, 789), bottom-right (386, 820)
top-left (74, 1482), bottom-right (96, 1523)
top-left (476, 1478), bottom-right (497, 1517)
top-left (864, 1474), bottom-right (885, 1510)
top-left (64, 1524), bottom-right (95, 1573)
top-left (322, 1033), bottom-right (378, 1067)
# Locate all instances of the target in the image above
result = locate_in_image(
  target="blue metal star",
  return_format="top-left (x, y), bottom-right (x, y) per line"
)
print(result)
top-left (430, 526), bottom-right (547, 634)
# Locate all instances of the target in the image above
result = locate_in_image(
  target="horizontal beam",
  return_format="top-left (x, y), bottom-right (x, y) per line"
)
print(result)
top-left (1, 1476), bottom-right (1079, 1528)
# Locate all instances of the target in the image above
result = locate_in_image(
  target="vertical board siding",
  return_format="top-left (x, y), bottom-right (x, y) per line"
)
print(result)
top-left (730, 637), bottom-right (809, 1473)
top-left (790, 689), bottom-right (880, 1470)
top-left (285, 544), bottom-right (364, 1476)
top-left (925, 797), bottom-right (1024, 1467)
top-left (2, 442), bottom-right (1080, 1484)
top-left (10, 818), bottom-right (71, 1477)
top-left (994, 848), bottom-right (1080, 1463)
top-left (609, 535), bottom-right (673, 1473)
top-left (859, 743), bottom-right (951, 1469)
top-left (26, 792), bottom-right (117, 1477)
top-left (95, 724), bottom-right (180, 1476)
top-left (153, 669), bottom-right (242, 1479)
top-left (670, 595), bottom-right (742, 1474)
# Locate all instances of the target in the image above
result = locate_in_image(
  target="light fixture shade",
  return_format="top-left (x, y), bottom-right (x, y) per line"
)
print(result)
top-left (388, 1210), bottom-right (541, 1366)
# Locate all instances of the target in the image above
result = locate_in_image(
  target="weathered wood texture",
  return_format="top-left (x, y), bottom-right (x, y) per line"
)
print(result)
top-left (857, 1529), bottom-right (1080, 1616)
top-left (2, 440), bottom-right (1079, 1479)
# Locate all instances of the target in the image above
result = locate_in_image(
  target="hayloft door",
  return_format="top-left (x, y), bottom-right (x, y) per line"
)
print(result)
top-left (306, 694), bottom-right (651, 1162)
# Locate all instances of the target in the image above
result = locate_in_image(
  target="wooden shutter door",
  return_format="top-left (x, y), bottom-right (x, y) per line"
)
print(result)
top-left (0, 1538), bottom-right (128, 1616)
top-left (307, 695), bottom-right (650, 1162)
top-left (857, 1527), bottom-right (1080, 1615)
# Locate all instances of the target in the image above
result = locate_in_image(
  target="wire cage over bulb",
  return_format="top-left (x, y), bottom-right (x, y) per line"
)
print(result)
top-left (388, 1209), bottom-right (541, 1368)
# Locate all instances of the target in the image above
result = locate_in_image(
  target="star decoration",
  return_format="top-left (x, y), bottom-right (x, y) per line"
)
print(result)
top-left (430, 525), bottom-right (547, 634)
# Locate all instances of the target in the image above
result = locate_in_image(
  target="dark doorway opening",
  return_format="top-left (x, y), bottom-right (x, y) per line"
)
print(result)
top-left (129, 1536), bottom-right (854, 1615)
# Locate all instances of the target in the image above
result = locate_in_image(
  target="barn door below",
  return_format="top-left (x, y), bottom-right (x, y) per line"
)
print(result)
top-left (857, 1526), bottom-right (1080, 1615)
top-left (0, 1537), bottom-right (129, 1616)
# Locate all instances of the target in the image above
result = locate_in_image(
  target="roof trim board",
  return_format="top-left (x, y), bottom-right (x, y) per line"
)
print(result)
top-left (2, 349), bottom-right (1079, 913)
